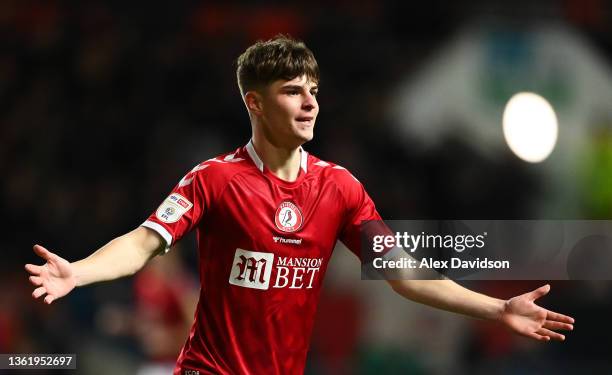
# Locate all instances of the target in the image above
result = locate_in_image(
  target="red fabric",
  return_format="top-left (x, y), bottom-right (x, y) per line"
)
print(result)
top-left (143, 143), bottom-right (380, 375)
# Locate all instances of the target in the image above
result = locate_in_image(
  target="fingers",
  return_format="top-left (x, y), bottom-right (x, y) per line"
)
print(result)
top-left (33, 244), bottom-right (58, 263)
top-left (536, 327), bottom-right (565, 341)
top-left (543, 320), bottom-right (573, 331)
top-left (527, 284), bottom-right (550, 301)
top-left (546, 310), bottom-right (575, 324)
top-left (25, 264), bottom-right (43, 276)
top-left (31, 285), bottom-right (57, 304)
top-left (32, 287), bottom-right (46, 299)
top-left (29, 276), bottom-right (43, 286)
top-left (525, 331), bottom-right (550, 341)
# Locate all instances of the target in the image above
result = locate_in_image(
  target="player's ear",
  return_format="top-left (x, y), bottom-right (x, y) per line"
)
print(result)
top-left (244, 91), bottom-right (264, 116)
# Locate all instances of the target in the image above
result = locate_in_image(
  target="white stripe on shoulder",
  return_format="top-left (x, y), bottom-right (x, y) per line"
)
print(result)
top-left (178, 177), bottom-right (194, 188)
top-left (193, 164), bottom-right (209, 172)
top-left (179, 164), bottom-right (209, 187)
top-left (224, 153), bottom-right (244, 162)
top-left (331, 164), bottom-right (359, 182)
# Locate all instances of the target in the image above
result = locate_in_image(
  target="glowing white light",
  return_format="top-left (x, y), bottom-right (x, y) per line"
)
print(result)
top-left (502, 92), bottom-right (558, 163)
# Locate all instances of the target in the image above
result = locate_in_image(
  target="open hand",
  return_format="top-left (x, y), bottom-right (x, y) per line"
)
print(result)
top-left (500, 284), bottom-right (574, 341)
top-left (25, 244), bottom-right (76, 304)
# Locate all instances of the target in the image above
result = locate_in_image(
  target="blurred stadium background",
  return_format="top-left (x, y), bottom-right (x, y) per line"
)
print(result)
top-left (3, 0), bottom-right (612, 374)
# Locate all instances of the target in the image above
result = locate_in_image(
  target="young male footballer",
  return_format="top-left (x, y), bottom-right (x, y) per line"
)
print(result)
top-left (26, 35), bottom-right (574, 375)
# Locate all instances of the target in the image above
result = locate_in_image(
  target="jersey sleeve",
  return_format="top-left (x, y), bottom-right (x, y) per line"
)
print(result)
top-left (337, 171), bottom-right (385, 260)
top-left (141, 163), bottom-right (210, 253)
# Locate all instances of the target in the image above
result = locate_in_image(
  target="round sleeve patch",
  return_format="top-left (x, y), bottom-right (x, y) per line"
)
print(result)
top-left (156, 193), bottom-right (193, 223)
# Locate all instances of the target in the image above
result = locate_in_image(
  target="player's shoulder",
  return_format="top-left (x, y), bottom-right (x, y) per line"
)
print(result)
top-left (185, 146), bottom-right (255, 185)
top-left (307, 153), bottom-right (361, 187)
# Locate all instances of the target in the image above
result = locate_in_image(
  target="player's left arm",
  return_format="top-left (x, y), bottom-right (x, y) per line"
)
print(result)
top-left (387, 280), bottom-right (574, 341)
top-left (335, 170), bottom-right (573, 342)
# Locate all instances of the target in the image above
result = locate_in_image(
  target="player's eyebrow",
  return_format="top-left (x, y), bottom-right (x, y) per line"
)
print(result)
top-left (281, 85), bottom-right (305, 90)
top-left (281, 84), bottom-right (319, 91)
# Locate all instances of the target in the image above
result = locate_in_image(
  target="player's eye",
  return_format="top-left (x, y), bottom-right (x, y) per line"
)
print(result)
top-left (311, 90), bottom-right (318, 97)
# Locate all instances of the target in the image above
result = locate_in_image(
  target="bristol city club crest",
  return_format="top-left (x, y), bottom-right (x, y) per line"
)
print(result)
top-left (274, 201), bottom-right (303, 232)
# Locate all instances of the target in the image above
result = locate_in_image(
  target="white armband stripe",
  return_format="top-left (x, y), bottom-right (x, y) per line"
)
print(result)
top-left (141, 220), bottom-right (173, 254)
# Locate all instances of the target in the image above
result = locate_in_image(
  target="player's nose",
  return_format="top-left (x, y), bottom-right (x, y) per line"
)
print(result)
top-left (302, 93), bottom-right (318, 112)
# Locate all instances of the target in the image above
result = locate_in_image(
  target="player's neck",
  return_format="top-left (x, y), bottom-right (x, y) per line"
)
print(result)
top-left (251, 134), bottom-right (302, 182)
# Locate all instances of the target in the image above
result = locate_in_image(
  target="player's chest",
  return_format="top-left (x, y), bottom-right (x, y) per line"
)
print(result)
top-left (203, 179), bottom-right (344, 292)
top-left (208, 178), bottom-right (344, 250)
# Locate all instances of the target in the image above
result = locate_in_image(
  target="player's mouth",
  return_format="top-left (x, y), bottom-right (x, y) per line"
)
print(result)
top-left (295, 116), bottom-right (315, 126)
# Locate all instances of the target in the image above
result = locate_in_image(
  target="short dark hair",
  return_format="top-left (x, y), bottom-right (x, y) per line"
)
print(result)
top-left (236, 34), bottom-right (319, 97)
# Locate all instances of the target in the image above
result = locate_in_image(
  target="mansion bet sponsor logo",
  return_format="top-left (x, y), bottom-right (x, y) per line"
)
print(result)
top-left (229, 249), bottom-right (322, 290)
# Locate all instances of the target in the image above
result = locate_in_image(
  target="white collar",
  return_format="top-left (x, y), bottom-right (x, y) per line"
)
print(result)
top-left (246, 140), bottom-right (308, 174)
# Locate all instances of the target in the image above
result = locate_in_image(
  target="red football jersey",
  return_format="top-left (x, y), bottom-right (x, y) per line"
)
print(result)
top-left (142, 140), bottom-right (381, 375)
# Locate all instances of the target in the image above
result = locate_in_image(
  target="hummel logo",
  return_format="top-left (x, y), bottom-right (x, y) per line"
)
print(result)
top-left (273, 236), bottom-right (302, 245)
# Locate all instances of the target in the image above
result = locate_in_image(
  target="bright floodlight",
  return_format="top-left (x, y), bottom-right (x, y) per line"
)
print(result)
top-left (502, 92), bottom-right (558, 163)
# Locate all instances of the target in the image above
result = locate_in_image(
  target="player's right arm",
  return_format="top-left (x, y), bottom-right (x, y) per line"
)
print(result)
top-left (26, 156), bottom-right (218, 305)
top-left (25, 226), bottom-right (164, 304)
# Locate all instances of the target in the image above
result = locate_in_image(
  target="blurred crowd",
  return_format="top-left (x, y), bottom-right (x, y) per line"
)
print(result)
top-left (2, 1), bottom-right (612, 374)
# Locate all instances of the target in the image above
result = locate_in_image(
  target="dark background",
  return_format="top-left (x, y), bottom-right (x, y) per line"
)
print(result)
top-left (2, 1), bottom-right (612, 374)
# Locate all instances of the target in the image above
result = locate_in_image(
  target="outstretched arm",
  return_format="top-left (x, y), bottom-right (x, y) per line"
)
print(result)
top-left (25, 226), bottom-right (165, 304)
top-left (388, 280), bottom-right (574, 341)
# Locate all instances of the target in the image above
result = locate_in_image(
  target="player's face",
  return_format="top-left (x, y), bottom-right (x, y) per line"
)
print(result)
top-left (260, 75), bottom-right (319, 147)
